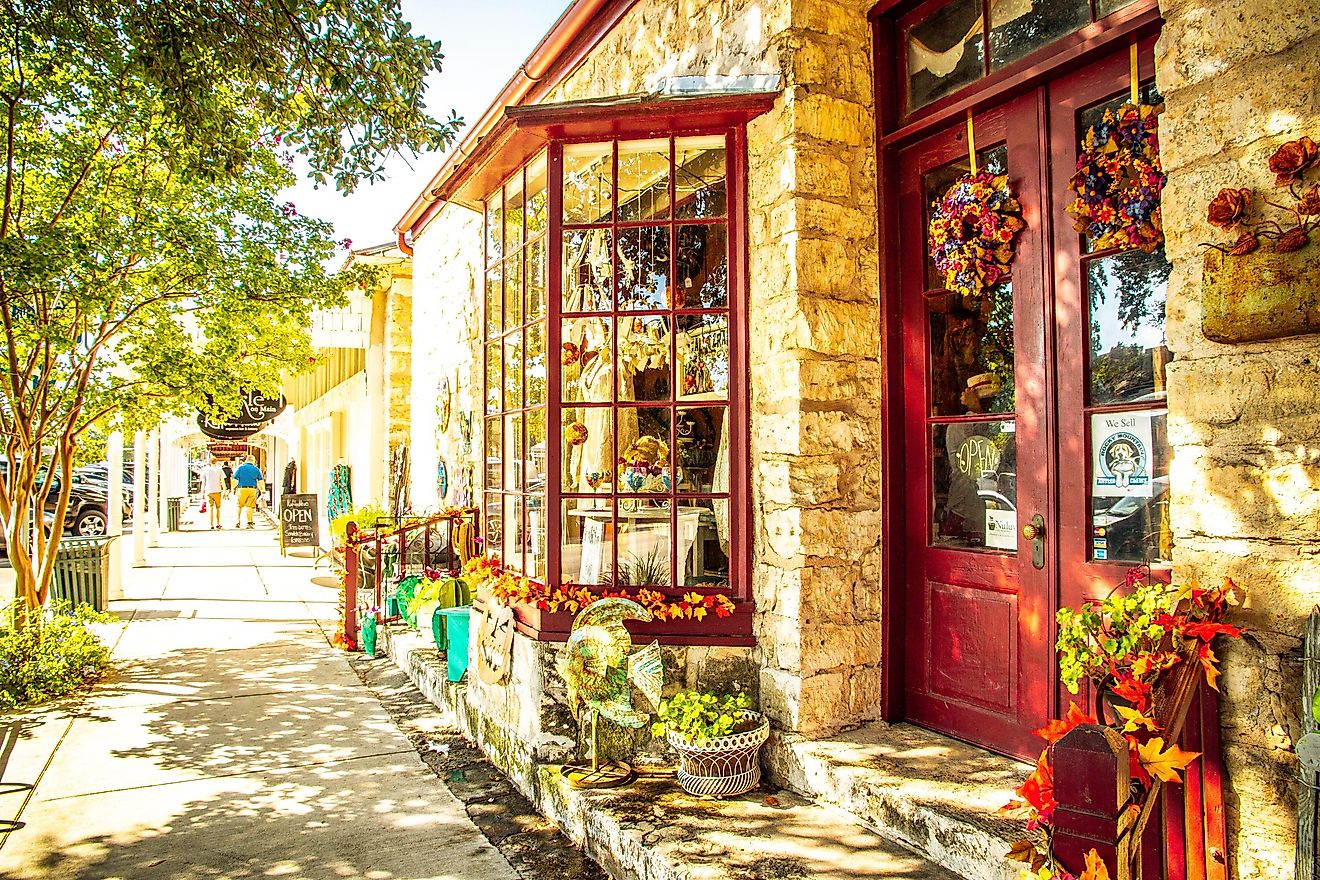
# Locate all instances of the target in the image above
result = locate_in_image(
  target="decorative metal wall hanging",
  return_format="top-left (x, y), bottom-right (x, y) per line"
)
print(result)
top-left (475, 601), bottom-right (516, 685)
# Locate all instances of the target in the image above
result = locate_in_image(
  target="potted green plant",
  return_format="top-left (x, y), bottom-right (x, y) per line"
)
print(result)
top-left (652, 689), bottom-right (768, 798)
top-left (405, 574), bottom-right (470, 649)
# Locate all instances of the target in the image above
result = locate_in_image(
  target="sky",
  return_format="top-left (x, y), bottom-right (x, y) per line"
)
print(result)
top-left (282, 1), bottom-right (573, 251)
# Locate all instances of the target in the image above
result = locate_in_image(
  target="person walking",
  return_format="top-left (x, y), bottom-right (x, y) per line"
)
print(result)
top-left (222, 460), bottom-right (235, 495)
top-left (200, 459), bottom-right (226, 529)
top-left (233, 456), bottom-right (265, 529)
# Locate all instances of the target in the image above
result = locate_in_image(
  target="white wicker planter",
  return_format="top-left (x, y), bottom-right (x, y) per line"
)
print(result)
top-left (667, 712), bottom-right (769, 798)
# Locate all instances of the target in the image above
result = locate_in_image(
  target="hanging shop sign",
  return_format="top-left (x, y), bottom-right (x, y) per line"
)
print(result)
top-left (197, 414), bottom-right (263, 441)
top-left (279, 493), bottom-right (320, 551)
top-left (1091, 411), bottom-right (1154, 498)
top-left (196, 390), bottom-right (288, 440)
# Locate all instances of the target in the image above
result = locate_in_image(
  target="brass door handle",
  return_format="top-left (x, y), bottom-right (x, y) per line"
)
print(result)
top-left (1023, 514), bottom-right (1045, 570)
top-left (1022, 521), bottom-right (1043, 541)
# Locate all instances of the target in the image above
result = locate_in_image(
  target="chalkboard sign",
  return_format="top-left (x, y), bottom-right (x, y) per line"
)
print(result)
top-left (279, 493), bottom-right (320, 550)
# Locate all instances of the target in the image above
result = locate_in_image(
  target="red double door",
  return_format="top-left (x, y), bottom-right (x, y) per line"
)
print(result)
top-left (898, 42), bottom-right (1171, 760)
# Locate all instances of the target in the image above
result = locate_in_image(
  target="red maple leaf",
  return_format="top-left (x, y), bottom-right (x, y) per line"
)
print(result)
top-left (1034, 702), bottom-right (1097, 745)
top-left (1182, 621), bottom-right (1245, 642)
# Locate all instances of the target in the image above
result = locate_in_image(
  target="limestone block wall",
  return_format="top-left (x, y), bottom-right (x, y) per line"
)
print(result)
top-left (1157, 3), bottom-right (1320, 877)
top-left (410, 204), bottom-right (483, 513)
top-left (545, 0), bottom-right (884, 737)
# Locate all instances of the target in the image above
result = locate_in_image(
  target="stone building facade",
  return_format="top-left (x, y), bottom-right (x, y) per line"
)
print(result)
top-left (395, 1), bottom-right (1320, 877)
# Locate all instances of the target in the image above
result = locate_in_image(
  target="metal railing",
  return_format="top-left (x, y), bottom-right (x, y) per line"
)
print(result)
top-left (341, 509), bottom-right (479, 645)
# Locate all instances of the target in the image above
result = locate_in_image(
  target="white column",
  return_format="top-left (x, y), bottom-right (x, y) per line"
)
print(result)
top-left (147, 429), bottom-right (161, 546)
top-left (106, 431), bottom-right (124, 600)
top-left (132, 431), bottom-right (146, 566)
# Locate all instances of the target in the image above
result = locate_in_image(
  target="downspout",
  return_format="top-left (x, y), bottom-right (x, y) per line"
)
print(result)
top-left (397, 230), bottom-right (413, 256)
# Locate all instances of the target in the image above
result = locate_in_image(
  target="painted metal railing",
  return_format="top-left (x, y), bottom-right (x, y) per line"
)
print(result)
top-left (340, 508), bottom-right (479, 645)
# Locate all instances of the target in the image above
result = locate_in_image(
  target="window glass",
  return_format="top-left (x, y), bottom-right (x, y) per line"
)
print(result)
top-left (988, 0), bottom-right (1090, 72)
top-left (1089, 410), bottom-right (1170, 564)
top-left (931, 420), bottom-right (1018, 552)
top-left (526, 153), bottom-right (548, 236)
top-left (617, 139), bottom-right (671, 222)
top-left (485, 195), bottom-right (503, 265)
top-left (617, 226), bottom-right (670, 310)
top-left (906, 0), bottom-right (985, 111)
top-left (676, 225), bottom-right (728, 308)
top-left (486, 134), bottom-right (740, 601)
top-left (563, 142), bottom-right (614, 225)
top-left (677, 314), bottom-right (730, 399)
top-left (563, 228), bottom-right (614, 312)
top-left (675, 137), bottom-right (727, 219)
top-left (1086, 248), bottom-right (1171, 406)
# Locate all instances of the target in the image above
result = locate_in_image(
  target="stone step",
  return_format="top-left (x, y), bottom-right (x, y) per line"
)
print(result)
top-left (377, 625), bottom-right (964, 880)
top-left (765, 723), bottom-right (1035, 880)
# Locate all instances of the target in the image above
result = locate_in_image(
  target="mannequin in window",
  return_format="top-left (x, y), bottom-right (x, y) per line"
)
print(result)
top-left (941, 373), bottom-right (1010, 547)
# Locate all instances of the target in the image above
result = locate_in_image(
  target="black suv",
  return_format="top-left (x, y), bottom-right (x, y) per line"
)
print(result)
top-left (0, 462), bottom-right (130, 550)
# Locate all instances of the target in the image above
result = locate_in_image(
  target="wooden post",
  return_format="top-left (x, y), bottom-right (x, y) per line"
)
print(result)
top-left (344, 522), bottom-right (359, 646)
top-left (1295, 607), bottom-right (1320, 880)
top-left (1052, 724), bottom-right (1137, 880)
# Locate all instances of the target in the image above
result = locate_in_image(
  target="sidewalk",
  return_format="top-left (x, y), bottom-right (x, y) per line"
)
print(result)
top-left (0, 515), bottom-right (519, 880)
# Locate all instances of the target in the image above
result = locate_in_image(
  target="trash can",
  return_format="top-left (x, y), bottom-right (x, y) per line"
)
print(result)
top-left (166, 496), bottom-right (184, 531)
top-left (49, 536), bottom-right (114, 612)
top-left (437, 606), bottom-right (472, 682)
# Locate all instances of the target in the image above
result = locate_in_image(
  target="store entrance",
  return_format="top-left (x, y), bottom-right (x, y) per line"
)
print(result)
top-left (897, 42), bottom-right (1171, 760)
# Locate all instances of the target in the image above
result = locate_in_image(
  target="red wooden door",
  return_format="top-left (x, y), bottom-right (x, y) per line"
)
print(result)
top-left (899, 92), bottom-right (1054, 760)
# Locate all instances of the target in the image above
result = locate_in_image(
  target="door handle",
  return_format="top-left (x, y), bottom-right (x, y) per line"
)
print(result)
top-left (1023, 514), bottom-right (1045, 570)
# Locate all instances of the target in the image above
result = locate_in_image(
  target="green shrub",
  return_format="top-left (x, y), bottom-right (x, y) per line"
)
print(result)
top-left (0, 602), bottom-right (113, 709)
top-left (651, 690), bottom-right (757, 745)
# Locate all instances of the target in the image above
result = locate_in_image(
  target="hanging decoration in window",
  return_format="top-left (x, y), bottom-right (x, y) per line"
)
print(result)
top-left (1065, 102), bottom-right (1164, 253)
top-left (929, 111), bottom-right (1025, 304)
top-left (1066, 49), bottom-right (1165, 254)
top-left (928, 169), bottom-right (1026, 303)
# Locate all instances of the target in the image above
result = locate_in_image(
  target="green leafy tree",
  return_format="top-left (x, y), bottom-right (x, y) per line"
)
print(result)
top-left (0, 1), bottom-right (460, 611)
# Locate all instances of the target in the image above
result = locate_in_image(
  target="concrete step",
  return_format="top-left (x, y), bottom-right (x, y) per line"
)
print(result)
top-left (765, 723), bottom-right (1035, 880)
top-left (378, 625), bottom-right (964, 880)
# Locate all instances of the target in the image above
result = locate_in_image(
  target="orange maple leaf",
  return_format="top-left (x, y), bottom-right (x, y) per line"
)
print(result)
top-left (1199, 643), bottom-right (1222, 691)
top-left (1034, 701), bottom-right (1096, 745)
top-left (1080, 848), bottom-right (1112, 880)
top-left (1114, 704), bottom-right (1160, 734)
top-left (1137, 737), bottom-right (1201, 783)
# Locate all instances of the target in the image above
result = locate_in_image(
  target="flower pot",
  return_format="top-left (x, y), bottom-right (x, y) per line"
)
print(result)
top-left (667, 712), bottom-right (769, 798)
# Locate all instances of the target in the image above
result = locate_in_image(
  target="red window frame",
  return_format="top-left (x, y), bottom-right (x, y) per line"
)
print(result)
top-left (480, 115), bottom-right (757, 646)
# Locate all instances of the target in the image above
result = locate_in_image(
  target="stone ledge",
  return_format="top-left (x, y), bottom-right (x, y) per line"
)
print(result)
top-left (378, 624), bottom-right (960, 880)
top-left (765, 723), bottom-right (1034, 880)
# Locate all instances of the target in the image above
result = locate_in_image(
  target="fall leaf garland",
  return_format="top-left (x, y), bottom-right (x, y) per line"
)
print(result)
top-left (461, 554), bottom-right (736, 624)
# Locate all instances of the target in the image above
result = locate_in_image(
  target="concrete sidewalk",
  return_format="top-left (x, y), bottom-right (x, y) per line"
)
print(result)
top-left (0, 516), bottom-right (519, 880)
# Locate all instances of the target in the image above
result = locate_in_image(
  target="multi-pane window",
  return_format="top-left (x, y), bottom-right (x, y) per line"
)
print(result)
top-left (483, 133), bottom-right (742, 602)
top-left (483, 154), bottom-right (548, 579)
top-left (558, 136), bottom-right (733, 593)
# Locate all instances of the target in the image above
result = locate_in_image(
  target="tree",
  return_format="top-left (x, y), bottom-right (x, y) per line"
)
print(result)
top-left (0, 1), bottom-right (460, 611)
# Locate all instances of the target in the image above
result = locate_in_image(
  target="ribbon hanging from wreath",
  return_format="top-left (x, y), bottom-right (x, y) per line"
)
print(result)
top-left (928, 169), bottom-right (1026, 304)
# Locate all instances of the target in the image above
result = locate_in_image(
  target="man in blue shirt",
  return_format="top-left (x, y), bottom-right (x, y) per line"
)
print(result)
top-left (233, 456), bottom-right (265, 529)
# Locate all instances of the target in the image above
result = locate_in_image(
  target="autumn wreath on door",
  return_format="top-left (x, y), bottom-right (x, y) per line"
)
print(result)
top-left (928, 169), bottom-right (1026, 307)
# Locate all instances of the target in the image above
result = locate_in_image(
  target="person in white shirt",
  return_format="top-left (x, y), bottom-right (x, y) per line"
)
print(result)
top-left (200, 459), bottom-right (226, 529)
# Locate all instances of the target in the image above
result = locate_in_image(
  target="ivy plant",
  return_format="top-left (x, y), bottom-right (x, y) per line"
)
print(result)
top-left (651, 690), bottom-right (756, 746)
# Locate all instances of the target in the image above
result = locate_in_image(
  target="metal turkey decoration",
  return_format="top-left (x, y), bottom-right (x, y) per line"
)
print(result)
top-left (558, 597), bottom-right (664, 789)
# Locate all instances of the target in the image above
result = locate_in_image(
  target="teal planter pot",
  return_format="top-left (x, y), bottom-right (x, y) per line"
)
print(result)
top-left (385, 596), bottom-right (401, 619)
top-left (437, 606), bottom-right (472, 682)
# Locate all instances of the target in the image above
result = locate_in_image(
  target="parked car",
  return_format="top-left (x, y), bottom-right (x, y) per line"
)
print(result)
top-left (0, 461), bottom-right (131, 542)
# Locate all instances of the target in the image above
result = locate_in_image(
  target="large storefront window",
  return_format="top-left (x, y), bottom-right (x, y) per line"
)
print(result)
top-left (483, 130), bottom-right (745, 605)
